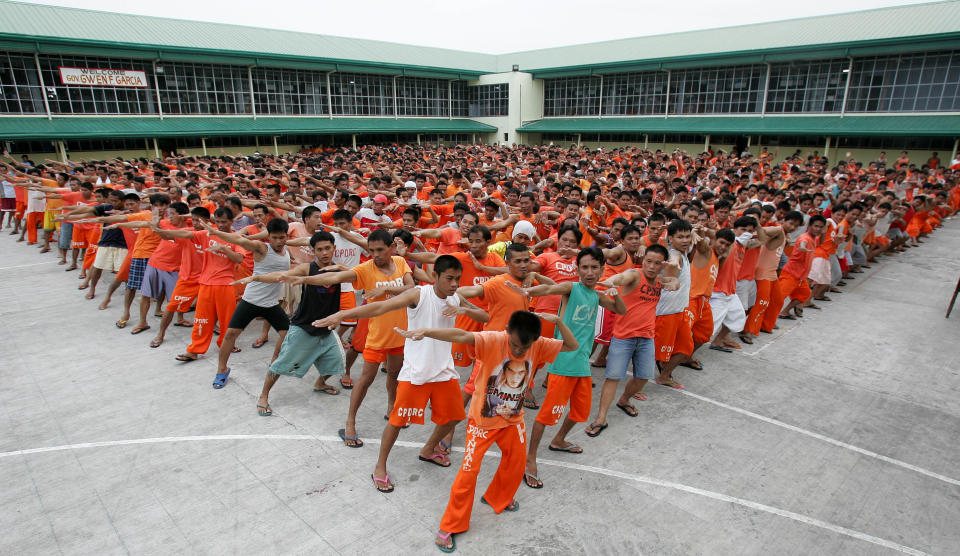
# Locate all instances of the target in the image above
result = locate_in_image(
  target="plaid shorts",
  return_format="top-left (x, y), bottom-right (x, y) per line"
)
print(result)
top-left (126, 257), bottom-right (149, 291)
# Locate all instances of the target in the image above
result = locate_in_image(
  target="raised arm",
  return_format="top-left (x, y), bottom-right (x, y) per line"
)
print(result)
top-left (535, 313), bottom-right (578, 352)
top-left (394, 327), bottom-right (475, 345)
top-left (313, 288), bottom-right (420, 330)
top-left (202, 222), bottom-right (266, 254)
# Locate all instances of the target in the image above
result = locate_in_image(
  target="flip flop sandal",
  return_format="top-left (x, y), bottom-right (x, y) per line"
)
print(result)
top-left (807, 304), bottom-right (822, 310)
top-left (257, 404), bottom-right (272, 417)
top-left (738, 334), bottom-right (754, 344)
top-left (481, 496), bottom-right (519, 512)
top-left (616, 403), bottom-right (639, 417)
top-left (632, 391), bottom-right (647, 401)
top-left (524, 473), bottom-right (543, 489)
top-left (679, 359), bottom-right (704, 370)
top-left (548, 444), bottom-right (582, 453)
top-left (212, 368), bottom-right (230, 389)
top-left (175, 354), bottom-right (198, 362)
top-left (130, 325), bottom-right (150, 335)
top-left (708, 345), bottom-right (733, 353)
top-left (660, 380), bottom-right (685, 390)
top-left (585, 422), bottom-right (608, 437)
top-left (418, 452), bottom-right (451, 467)
top-left (231, 346), bottom-right (241, 353)
top-left (150, 339), bottom-right (163, 348)
top-left (436, 532), bottom-right (456, 553)
top-left (813, 296), bottom-right (832, 301)
top-left (778, 314), bottom-right (796, 320)
top-left (115, 319), bottom-right (128, 329)
top-left (252, 338), bottom-right (268, 349)
top-left (313, 385), bottom-right (339, 395)
top-left (173, 321), bottom-right (193, 327)
top-left (371, 473), bottom-right (394, 493)
top-left (522, 398), bottom-right (540, 410)
top-left (339, 377), bottom-right (354, 389)
top-left (338, 428), bottom-right (364, 448)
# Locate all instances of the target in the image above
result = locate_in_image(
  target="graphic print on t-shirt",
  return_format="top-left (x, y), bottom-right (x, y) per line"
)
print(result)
top-left (482, 358), bottom-right (532, 418)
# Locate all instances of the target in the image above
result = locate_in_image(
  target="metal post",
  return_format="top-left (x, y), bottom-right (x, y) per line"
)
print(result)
top-left (351, 134), bottom-right (357, 150)
top-left (153, 138), bottom-right (160, 159)
top-left (577, 133), bottom-right (582, 147)
top-left (201, 137), bottom-right (207, 156)
top-left (416, 134), bottom-right (421, 145)
top-left (951, 137), bottom-right (958, 163)
top-left (840, 56), bottom-right (854, 118)
top-left (644, 134), bottom-right (649, 149)
top-left (704, 134), bottom-right (710, 153)
top-left (746, 135), bottom-right (752, 150)
top-left (761, 62), bottom-right (771, 117)
top-left (33, 52), bottom-right (52, 120)
top-left (471, 133), bottom-right (475, 144)
top-left (448, 80), bottom-right (453, 120)
top-left (57, 140), bottom-right (67, 163)
top-left (393, 76), bottom-right (398, 119)
top-left (664, 70), bottom-right (671, 118)
top-left (824, 136), bottom-right (831, 158)
top-left (152, 60), bottom-right (164, 120)
top-left (597, 74), bottom-right (604, 117)
top-left (273, 136), bottom-right (279, 155)
top-left (248, 66), bottom-right (257, 119)
top-left (326, 72), bottom-right (334, 120)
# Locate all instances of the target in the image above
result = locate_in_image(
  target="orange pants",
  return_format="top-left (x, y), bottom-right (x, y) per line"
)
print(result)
top-left (187, 284), bottom-right (237, 355)
top-left (82, 227), bottom-right (100, 270)
top-left (440, 419), bottom-right (527, 533)
top-left (778, 273), bottom-right (811, 304)
top-left (351, 318), bottom-right (368, 352)
top-left (25, 212), bottom-right (42, 243)
top-left (745, 279), bottom-right (779, 335)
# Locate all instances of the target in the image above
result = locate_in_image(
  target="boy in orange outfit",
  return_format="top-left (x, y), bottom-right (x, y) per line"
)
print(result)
top-left (398, 310), bottom-right (577, 553)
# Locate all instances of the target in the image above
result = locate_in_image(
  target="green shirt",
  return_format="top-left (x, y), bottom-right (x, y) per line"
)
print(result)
top-left (548, 282), bottom-right (599, 377)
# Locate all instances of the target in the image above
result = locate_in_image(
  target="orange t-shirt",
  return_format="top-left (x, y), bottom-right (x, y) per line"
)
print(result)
top-left (612, 275), bottom-right (661, 339)
top-left (194, 230), bottom-right (241, 286)
top-left (452, 251), bottom-right (504, 319)
top-left (814, 221), bottom-right (837, 258)
top-left (714, 243), bottom-right (745, 295)
top-left (480, 274), bottom-right (532, 332)
top-left (127, 212), bottom-right (163, 259)
top-left (782, 233), bottom-right (817, 279)
top-left (176, 234), bottom-right (205, 282)
top-left (148, 221), bottom-right (188, 272)
top-left (352, 256), bottom-right (412, 350)
top-left (469, 331), bottom-right (562, 430)
top-left (689, 252), bottom-right (718, 299)
top-left (533, 252), bottom-right (578, 313)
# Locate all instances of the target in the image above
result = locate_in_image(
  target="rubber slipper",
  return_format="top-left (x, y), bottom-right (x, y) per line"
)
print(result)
top-left (173, 321), bottom-right (193, 327)
top-left (708, 345), bottom-right (733, 353)
top-left (585, 423), bottom-right (608, 437)
top-left (632, 391), bottom-right (647, 401)
top-left (252, 338), bottom-right (267, 349)
top-left (616, 403), bottom-right (638, 417)
top-left (548, 444), bottom-right (582, 453)
top-left (339, 376), bottom-right (354, 389)
top-left (115, 319), bottom-right (128, 329)
top-left (481, 496), bottom-right (518, 512)
top-left (231, 346), bottom-right (241, 353)
top-left (737, 334), bottom-right (753, 345)
top-left (371, 473), bottom-right (394, 493)
top-left (778, 314), bottom-right (796, 320)
top-left (175, 353), bottom-right (198, 362)
top-left (130, 325), bottom-right (150, 335)
top-left (212, 368), bottom-right (230, 389)
top-left (524, 472), bottom-right (543, 489)
top-left (679, 359), bottom-right (703, 370)
top-left (419, 452), bottom-right (451, 467)
top-left (807, 303), bottom-right (822, 310)
top-left (257, 404), bottom-right (272, 416)
top-left (659, 380), bottom-right (685, 390)
top-left (313, 385), bottom-right (339, 395)
top-left (522, 398), bottom-right (540, 410)
top-left (338, 428), bottom-right (363, 448)
top-left (149, 339), bottom-right (163, 348)
top-left (438, 439), bottom-right (451, 455)
top-left (813, 296), bottom-right (832, 302)
top-left (436, 531), bottom-right (456, 553)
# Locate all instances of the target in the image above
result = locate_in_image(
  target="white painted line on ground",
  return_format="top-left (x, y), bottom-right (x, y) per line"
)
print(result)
top-left (0, 434), bottom-right (931, 556)
top-left (675, 389), bottom-right (960, 488)
top-left (0, 260), bottom-right (59, 271)
top-left (745, 320), bottom-right (802, 358)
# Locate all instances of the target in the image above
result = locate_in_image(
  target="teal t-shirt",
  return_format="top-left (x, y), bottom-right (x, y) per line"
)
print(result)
top-left (548, 282), bottom-right (599, 377)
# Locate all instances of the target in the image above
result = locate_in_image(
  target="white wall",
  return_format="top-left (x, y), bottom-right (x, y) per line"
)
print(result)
top-left (469, 71), bottom-right (543, 145)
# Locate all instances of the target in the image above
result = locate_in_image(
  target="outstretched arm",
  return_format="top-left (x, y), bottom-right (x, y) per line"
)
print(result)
top-left (535, 312), bottom-right (578, 352)
top-left (394, 327), bottom-right (474, 344)
top-left (313, 288), bottom-right (420, 329)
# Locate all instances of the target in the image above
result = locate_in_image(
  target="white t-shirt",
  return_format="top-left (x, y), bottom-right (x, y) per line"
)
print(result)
top-left (398, 285), bottom-right (458, 385)
top-left (332, 232), bottom-right (364, 293)
top-left (355, 207), bottom-right (391, 229)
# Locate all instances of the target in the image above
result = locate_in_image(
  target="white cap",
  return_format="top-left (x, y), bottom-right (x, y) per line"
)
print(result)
top-left (404, 180), bottom-right (417, 189)
top-left (512, 220), bottom-right (536, 239)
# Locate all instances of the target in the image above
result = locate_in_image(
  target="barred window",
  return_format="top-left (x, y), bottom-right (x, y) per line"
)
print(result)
top-left (543, 76), bottom-right (601, 116)
top-left (155, 62), bottom-right (250, 115)
top-left (468, 84), bottom-right (509, 117)
top-left (37, 54), bottom-right (157, 115)
top-left (846, 51), bottom-right (960, 112)
top-left (0, 52), bottom-right (44, 114)
top-left (669, 65), bottom-right (765, 114)
top-left (766, 60), bottom-right (846, 113)
top-left (329, 72), bottom-right (394, 116)
top-left (252, 67), bottom-right (327, 115)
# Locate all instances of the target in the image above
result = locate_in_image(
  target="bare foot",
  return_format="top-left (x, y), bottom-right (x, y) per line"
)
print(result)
top-left (98, 299), bottom-right (110, 310)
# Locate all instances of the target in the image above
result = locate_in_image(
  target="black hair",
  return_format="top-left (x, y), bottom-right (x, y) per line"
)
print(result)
top-left (716, 228), bottom-right (736, 242)
top-left (648, 212), bottom-right (667, 224)
top-left (191, 206), bottom-right (211, 220)
top-left (266, 218), bottom-right (289, 234)
top-left (507, 310), bottom-right (542, 345)
top-left (332, 209), bottom-right (352, 222)
top-left (123, 193), bottom-right (141, 203)
top-left (149, 193), bottom-right (170, 206)
top-left (577, 246), bottom-right (604, 266)
top-left (783, 210), bottom-right (804, 223)
top-left (169, 202), bottom-right (189, 215)
top-left (434, 254), bottom-right (463, 276)
top-left (367, 229), bottom-right (393, 247)
top-left (301, 205), bottom-right (321, 220)
top-left (505, 242), bottom-right (530, 261)
top-left (214, 206), bottom-right (234, 220)
top-left (809, 215), bottom-right (827, 226)
top-left (310, 230), bottom-right (335, 247)
top-left (733, 216), bottom-right (757, 229)
top-left (645, 244), bottom-right (669, 260)
top-left (468, 224), bottom-right (492, 242)
top-left (667, 219), bottom-right (693, 236)
top-left (392, 228), bottom-right (414, 246)
top-left (557, 225), bottom-right (583, 245)
top-left (620, 224), bottom-right (642, 239)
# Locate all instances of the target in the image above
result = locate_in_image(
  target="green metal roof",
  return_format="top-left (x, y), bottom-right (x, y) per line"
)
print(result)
top-left (516, 115), bottom-right (960, 137)
top-left (2, 1), bottom-right (960, 79)
top-left (0, 116), bottom-right (496, 140)
top-left (500, 1), bottom-right (960, 75)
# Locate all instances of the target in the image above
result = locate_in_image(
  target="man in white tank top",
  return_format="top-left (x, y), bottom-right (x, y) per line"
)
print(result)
top-left (314, 255), bottom-right (489, 493)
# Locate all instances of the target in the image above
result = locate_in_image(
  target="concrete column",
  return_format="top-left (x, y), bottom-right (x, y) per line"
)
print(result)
top-left (577, 133), bottom-right (582, 147)
top-left (326, 72), bottom-right (334, 120)
top-left (840, 57), bottom-right (854, 118)
top-left (152, 60), bottom-right (164, 120)
top-left (33, 52), bottom-right (52, 120)
top-left (273, 136), bottom-right (279, 155)
top-left (57, 140), bottom-right (67, 163)
top-left (416, 134), bottom-right (421, 146)
top-left (351, 134), bottom-right (357, 150)
top-left (248, 66), bottom-right (257, 119)
top-left (644, 134), bottom-right (649, 149)
top-left (153, 138), bottom-right (160, 159)
top-left (951, 137), bottom-right (958, 163)
top-left (746, 136), bottom-right (752, 150)
top-left (704, 134), bottom-right (711, 153)
top-left (471, 133), bottom-right (476, 144)
top-left (824, 136), bottom-right (832, 158)
top-left (201, 137), bottom-right (207, 156)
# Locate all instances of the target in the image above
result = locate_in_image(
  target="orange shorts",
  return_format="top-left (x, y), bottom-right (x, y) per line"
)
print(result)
top-left (165, 280), bottom-right (200, 313)
top-left (451, 341), bottom-right (475, 367)
top-left (351, 318), bottom-right (368, 352)
top-left (339, 291), bottom-right (358, 326)
top-left (684, 296), bottom-right (713, 345)
top-left (535, 374), bottom-right (591, 426)
top-left (363, 345), bottom-right (404, 364)
top-left (778, 273), bottom-right (811, 303)
top-left (389, 379), bottom-right (465, 427)
top-left (654, 312), bottom-right (693, 362)
top-left (594, 306), bottom-right (617, 346)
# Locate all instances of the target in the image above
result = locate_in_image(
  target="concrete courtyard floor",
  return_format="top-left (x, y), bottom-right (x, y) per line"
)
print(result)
top-left (1, 220), bottom-right (959, 556)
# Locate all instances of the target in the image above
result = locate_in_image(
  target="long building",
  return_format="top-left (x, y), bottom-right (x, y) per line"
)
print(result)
top-left (2, 0), bottom-right (960, 163)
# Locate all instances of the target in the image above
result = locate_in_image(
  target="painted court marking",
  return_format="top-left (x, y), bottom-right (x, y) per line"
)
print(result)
top-left (675, 389), bottom-right (960, 488)
top-left (0, 260), bottom-right (59, 271)
top-left (0, 434), bottom-right (930, 555)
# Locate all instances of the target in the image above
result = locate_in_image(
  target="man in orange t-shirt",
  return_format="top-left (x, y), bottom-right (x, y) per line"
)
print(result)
top-left (292, 229), bottom-right (414, 448)
top-left (396, 310), bottom-right (573, 552)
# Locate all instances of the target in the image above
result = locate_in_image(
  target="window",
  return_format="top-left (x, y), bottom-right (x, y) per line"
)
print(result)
top-left (156, 62), bottom-right (250, 115)
top-left (601, 72), bottom-right (667, 115)
top-left (467, 84), bottom-right (509, 117)
top-left (0, 53), bottom-right (44, 114)
top-left (329, 72), bottom-right (394, 116)
top-left (37, 54), bottom-right (156, 115)
top-left (669, 65), bottom-right (765, 114)
top-left (543, 76), bottom-right (601, 116)
top-left (252, 68), bottom-right (327, 115)
top-left (846, 51), bottom-right (960, 112)
top-left (766, 60), bottom-right (846, 113)
top-left (396, 77), bottom-right (449, 117)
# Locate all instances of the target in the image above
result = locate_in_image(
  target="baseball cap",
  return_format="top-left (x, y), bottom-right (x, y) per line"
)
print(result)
top-left (373, 194), bottom-right (388, 204)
